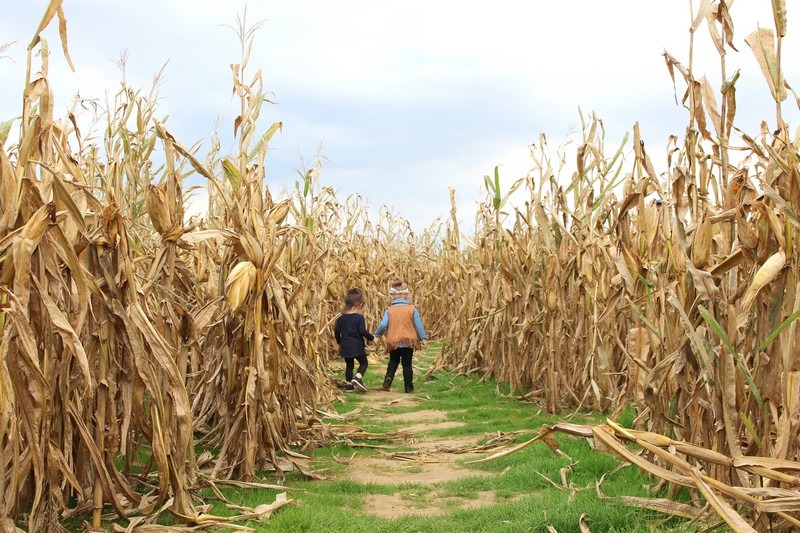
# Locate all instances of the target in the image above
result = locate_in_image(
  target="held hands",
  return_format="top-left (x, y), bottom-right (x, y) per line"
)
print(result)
top-left (421, 339), bottom-right (428, 349)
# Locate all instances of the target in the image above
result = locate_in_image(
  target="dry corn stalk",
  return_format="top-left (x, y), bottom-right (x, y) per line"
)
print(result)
top-left (4, 0), bottom-right (800, 530)
top-left (0, 5), bottom-right (446, 530)
top-left (472, 420), bottom-right (800, 531)
top-left (431, 1), bottom-right (800, 528)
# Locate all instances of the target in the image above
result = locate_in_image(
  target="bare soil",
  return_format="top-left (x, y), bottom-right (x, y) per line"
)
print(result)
top-left (362, 491), bottom-right (498, 519)
top-left (336, 404), bottom-right (501, 518)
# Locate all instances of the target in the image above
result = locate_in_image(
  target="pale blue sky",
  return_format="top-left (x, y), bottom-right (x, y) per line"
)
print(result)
top-left (2, 1), bottom-right (798, 231)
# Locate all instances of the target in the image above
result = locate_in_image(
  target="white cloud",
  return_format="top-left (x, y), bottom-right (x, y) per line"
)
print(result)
top-left (184, 185), bottom-right (210, 221)
top-left (3, 0), bottom-right (799, 234)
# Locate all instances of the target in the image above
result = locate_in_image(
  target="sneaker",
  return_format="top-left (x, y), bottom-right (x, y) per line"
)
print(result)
top-left (345, 383), bottom-right (355, 393)
top-left (382, 377), bottom-right (393, 391)
top-left (404, 384), bottom-right (414, 394)
top-left (352, 376), bottom-right (367, 392)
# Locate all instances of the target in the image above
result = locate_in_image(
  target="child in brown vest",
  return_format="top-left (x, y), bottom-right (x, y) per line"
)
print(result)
top-left (373, 277), bottom-right (428, 393)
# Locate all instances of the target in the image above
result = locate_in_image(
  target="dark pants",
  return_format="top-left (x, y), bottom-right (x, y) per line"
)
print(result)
top-left (345, 354), bottom-right (368, 381)
top-left (386, 347), bottom-right (414, 390)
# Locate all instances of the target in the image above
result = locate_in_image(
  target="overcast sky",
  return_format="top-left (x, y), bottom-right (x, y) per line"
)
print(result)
top-left (2, 1), bottom-right (798, 232)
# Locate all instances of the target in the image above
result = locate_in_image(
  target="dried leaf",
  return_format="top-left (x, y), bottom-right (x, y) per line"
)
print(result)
top-left (745, 28), bottom-right (786, 102)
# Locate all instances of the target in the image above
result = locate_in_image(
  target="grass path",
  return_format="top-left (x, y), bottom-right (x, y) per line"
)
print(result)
top-left (324, 347), bottom-right (526, 519)
top-left (213, 344), bottom-right (694, 532)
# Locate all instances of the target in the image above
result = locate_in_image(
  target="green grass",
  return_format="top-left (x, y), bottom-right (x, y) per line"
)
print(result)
top-left (191, 342), bottom-right (699, 532)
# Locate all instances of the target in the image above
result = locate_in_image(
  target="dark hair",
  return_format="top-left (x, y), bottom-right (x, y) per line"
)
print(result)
top-left (343, 288), bottom-right (364, 311)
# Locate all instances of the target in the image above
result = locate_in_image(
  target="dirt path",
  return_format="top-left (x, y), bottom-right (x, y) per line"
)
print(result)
top-left (333, 384), bottom-right (505, 519)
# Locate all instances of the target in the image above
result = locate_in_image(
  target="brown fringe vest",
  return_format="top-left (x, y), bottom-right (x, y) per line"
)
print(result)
top-left (385, 304), bottom-right (421, 351)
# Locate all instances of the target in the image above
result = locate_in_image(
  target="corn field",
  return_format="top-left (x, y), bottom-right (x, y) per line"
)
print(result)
top-left (1, 0), bottom-right (800, 531)
top-left (432, 1), bottom-right (800, 529)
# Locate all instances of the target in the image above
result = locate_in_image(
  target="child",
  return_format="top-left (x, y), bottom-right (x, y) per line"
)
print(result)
top-left (334, 288), bottom-right (374, 392)
top-left (373, 277), bottom-right (428, 393)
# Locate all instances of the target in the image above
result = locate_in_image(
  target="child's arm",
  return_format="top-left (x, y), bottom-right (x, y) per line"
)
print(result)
top-left (374, 309), bottom-right (390, 337)
top-left (358, 315), bottom-right (374, 342)
top-left (412, 308), bottom-right (428, 347)
top-left (334, 317), bottom-right (343, 345)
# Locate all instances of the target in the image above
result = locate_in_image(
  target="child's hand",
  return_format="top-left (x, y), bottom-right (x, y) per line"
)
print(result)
top-left (421, 339), bottom-right (428, 349)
